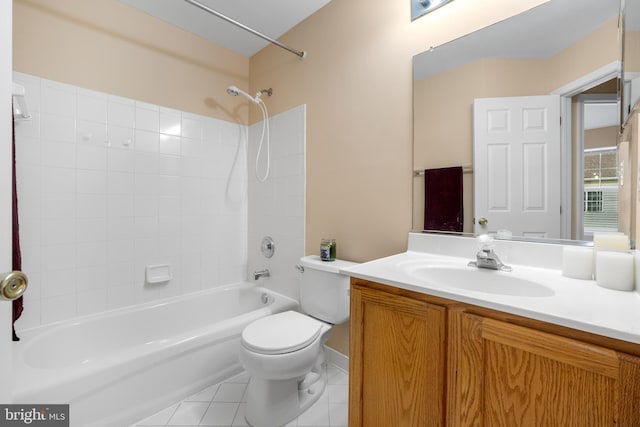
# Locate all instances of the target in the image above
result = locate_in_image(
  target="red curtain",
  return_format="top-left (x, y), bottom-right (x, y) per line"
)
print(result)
top-left (12, 108), bottom-right (23, 341)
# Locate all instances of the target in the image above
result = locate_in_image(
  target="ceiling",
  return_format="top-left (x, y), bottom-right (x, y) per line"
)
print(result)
top-left (118, 0), bottom-right (331, 57)
top-left (414, 0), bottom-right (621, 80)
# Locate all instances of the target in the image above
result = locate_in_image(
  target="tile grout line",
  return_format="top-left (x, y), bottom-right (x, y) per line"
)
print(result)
top-left (163, 403), bottom-right (179, 427)
top-left (136, 362), bottom-right (347, 427)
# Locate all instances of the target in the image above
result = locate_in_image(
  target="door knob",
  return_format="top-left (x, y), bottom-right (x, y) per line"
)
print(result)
top-left (0, 271), bottom-right (28, 301)
top-left (478, 217), bottom-right (488, 226)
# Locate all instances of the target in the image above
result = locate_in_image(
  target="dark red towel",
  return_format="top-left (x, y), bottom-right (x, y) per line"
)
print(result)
top-left (424, 166), bottom-right (463, 232)
top-left (12, 107), bottom-right (23, 341)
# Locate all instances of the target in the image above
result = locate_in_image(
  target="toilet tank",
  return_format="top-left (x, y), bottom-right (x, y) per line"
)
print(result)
top-left (299, 256), bottom-right (358, 324)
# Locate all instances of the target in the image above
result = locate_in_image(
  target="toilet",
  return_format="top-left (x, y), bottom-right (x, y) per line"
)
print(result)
top-left (239, 255), bottom-right (357, 427)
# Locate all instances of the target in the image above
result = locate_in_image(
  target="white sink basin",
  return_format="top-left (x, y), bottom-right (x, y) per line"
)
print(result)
top-left (401, 264), bottom-right (555, 297)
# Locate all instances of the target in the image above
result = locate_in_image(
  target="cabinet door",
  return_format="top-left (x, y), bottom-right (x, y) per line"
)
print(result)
top-left (349, 284), bottom-right (446, 427)
top-left (450, 312), bottom-right (640, 427)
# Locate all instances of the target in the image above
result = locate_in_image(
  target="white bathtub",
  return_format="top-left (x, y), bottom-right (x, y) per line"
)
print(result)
top-left (12, 283), bottom-right (298, 427)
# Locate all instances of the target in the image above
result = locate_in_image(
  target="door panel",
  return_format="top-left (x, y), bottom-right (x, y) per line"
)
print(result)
top-left (487, 144), bottom-right (510, 210)
top-left (350, 283), bottom-right (446, 427)
top-left (451, 312), bottom-right (639, 427)
top-left (522, 142), bottom-right (546, 210)
top-left (0, 0), bottom-right (13, 404)
top-left (474, 95), bottom-right (561, 238)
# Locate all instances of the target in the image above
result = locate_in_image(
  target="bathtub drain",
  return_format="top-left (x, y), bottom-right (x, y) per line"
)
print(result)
top-left (261, 293), bottom-right (269, 304)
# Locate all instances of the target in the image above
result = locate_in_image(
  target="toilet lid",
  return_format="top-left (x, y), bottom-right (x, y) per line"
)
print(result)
top-left (241, 311), bottom-right (323, 355)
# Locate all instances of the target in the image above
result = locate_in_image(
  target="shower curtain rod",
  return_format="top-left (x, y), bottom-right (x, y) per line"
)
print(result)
top-left (183, 0), bottom-right (306, 59)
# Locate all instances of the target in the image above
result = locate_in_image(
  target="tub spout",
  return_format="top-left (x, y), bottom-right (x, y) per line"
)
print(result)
top-left (254, 269), bottom-right (270, 280)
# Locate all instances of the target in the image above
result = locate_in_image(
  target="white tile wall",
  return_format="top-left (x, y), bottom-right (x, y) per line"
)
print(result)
top-left (247, 105), bottom-right (306, 300)
top-left (13, 72), bottom-right (269, 329)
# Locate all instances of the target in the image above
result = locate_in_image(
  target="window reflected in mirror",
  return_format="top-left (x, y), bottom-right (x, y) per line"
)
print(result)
top-left (583, 148), bottom-right (618, 237)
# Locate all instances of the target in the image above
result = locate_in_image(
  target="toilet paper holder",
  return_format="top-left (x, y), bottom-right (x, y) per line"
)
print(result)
top-left (0, 271), bottom-right (28, 301)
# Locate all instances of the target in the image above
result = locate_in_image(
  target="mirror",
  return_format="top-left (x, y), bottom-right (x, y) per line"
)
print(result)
top-left (623, 0), bottom-right (640, 124)
top-left (413, 0), bottom-right (631, 244)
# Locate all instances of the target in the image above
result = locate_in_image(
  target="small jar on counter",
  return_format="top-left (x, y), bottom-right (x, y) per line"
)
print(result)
top-left (320, 238), bottom-right (336, 261)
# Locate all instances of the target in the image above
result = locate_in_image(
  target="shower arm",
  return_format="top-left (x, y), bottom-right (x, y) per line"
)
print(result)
top-left (183, 0), bottom-right (306, 59)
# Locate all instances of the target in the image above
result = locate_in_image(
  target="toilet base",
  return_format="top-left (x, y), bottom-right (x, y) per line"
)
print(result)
top-left (245, 365), bottom-right (327, 427)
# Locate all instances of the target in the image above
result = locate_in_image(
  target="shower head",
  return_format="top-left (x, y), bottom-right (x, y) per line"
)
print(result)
top-left (226, 84), bottom-right (272, 181)
top-left (226, 85), bottom-right (259, 104)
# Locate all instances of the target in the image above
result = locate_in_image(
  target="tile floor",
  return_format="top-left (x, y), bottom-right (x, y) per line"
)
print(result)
top-left (131, 365), bottom-right (349, 427)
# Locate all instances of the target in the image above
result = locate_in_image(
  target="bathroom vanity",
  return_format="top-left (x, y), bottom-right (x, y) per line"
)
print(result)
top-left (344, 233), bottom-right (640, 427)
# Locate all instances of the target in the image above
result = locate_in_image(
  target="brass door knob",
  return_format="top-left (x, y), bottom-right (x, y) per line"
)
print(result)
top-left (0, 271), bottom-right (28, 300)
top-left (478, 217), bottom-right (488, 226)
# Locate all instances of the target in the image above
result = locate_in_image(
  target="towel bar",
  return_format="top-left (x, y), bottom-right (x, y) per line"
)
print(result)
top-left (413, 166), bottom-right (473, 177)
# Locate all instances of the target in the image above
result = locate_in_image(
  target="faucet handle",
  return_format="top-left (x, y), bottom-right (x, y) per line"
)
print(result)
top-left (477, 234), bottom-right (494, 251)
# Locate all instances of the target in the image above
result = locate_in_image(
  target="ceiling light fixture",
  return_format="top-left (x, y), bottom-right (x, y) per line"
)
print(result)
top-left (412, 0), bottom-right (454, 20)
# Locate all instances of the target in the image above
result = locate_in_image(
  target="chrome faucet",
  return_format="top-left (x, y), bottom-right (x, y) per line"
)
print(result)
top-left (468, 235), bottom-right (512, 272)
top-left (254, 269), bottom-right (270, 280)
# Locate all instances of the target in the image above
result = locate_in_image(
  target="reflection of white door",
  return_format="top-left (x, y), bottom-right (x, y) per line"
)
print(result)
top-left (1, 1), bottom-right (12, 403)
top-left (473, 95), bottom-right (561, 238)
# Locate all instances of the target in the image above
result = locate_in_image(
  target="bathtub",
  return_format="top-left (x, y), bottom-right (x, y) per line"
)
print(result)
top-left (12, 283), bottom-right (298, 427)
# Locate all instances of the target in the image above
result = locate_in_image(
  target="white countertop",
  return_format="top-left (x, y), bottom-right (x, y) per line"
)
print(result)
top-left (341, 236), bottom-right (640, 345)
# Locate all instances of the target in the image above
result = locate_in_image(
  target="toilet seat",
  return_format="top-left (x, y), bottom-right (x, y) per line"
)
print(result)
top-left (241, 311), bottom-right (322, 355)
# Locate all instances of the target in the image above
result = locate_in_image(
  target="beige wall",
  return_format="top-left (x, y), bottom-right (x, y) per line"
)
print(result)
top-left (625, 31), bottom-right (640, 73)
top-left (545, 17), bottom-right (619, 90)
top-left (250, 0), bottom-right (550, 255)
top-left (13, 0), bottom-right (250, 124)
top-left (249, 0), bottom-right (549, 354)
top-left (12, 0), bottom-right (549, 356)
top-left (585, 126), bottom-right (619, 150)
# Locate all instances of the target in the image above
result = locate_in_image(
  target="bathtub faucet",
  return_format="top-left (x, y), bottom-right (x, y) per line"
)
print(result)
top-left (254, 269), bottom-right (270, 280)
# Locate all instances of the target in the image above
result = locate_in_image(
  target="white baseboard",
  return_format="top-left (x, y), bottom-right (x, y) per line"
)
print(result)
top-left (324, 345), bottom-right (349, 372)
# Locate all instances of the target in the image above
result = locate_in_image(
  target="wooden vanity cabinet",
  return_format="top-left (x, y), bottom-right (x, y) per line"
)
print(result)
top-left (349, 280), bottom-right (448, 427)
top-left (448, 310), bottom-right (640, 427)
top-left (349, 278), bottom-right (640, 427)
